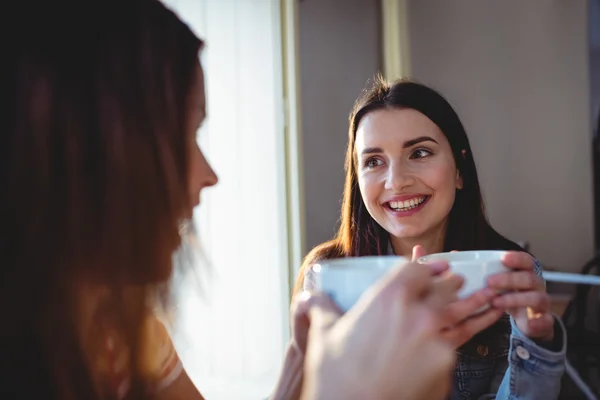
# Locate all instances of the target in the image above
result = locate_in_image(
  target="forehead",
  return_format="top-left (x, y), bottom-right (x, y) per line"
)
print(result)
top-left (355, 108), bottom-right (445, 149)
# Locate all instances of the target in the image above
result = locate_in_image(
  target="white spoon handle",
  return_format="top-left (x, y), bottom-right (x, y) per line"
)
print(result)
top-left (543, 271), bottom-right (600, 286)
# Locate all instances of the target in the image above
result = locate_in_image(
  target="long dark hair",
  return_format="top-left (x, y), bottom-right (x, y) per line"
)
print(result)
top-left (1, 1), bottom-right (202, 398)
top-left (295, 76), bottom-right (523, 293)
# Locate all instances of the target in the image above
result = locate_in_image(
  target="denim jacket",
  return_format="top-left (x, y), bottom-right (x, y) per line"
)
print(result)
top-left (449, 258), bottom-right (566, 400)
top-left (304, 258), bottom-right (567, 400)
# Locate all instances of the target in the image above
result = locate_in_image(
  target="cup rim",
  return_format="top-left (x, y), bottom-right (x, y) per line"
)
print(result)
top-left (314, 255), bottom-right (408, 270)
top-left (418, 250), bottom-right (508, 263)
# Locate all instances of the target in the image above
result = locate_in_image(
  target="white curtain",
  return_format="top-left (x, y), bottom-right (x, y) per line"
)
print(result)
top-left (162, 1), bottom-right (291, 399)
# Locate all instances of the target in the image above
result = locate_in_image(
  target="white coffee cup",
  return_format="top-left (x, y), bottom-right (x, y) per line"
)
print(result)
top-left (418, 250), bottom-right (509, 299)
top-left (313, 256), bottom-right (408, 312)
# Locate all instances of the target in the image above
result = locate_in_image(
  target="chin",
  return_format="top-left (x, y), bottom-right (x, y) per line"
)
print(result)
top-left (387, 227), bottom-right (427, 240)
top-left (183, 204), bottom-right (197, 220)
top-left (379, 217), bottom-right (428, 238)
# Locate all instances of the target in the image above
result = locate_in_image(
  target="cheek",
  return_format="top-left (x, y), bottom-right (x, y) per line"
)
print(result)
top-left (420, 162), bottom-right (458, 203)
top-left (358, 173), bottom-right (381, 207)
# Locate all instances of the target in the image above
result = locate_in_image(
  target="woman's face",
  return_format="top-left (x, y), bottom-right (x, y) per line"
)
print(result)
top-left (187, 64), bottom-right (218, 212)
top-left (355, 108), bottom-right (462, 242)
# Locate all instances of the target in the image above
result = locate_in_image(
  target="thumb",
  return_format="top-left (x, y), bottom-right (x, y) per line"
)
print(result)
top-left (412, 245), bottom-right (427, 261)
top-left (364, 261), bottom-right (432, 305)
top-left (307, 293), bottom-right (343, 333)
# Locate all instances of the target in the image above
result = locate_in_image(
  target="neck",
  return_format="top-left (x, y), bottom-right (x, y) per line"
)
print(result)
top-left (389, 221), bottom-right (448, 258)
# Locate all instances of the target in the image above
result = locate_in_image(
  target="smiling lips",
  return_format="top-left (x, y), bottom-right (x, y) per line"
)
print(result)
top-left (385, 195), bottom-right (430, 214)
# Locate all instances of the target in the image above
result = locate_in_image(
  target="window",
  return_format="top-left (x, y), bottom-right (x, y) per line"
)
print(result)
top-left (162, 1), bottom-right (295, 398)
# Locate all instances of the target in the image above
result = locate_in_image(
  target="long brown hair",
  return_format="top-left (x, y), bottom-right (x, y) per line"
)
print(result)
top-left (294, 76), bottom-right (523, 294)
top-left (1, 1), bottom-right (202, 398)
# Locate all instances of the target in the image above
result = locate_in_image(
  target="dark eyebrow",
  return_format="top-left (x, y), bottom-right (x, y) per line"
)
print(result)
top-left (360, 136), bottom-right (438, 155)
top-left (361, 147), bottom-right (383, 155)
top-left (403, 136), bottom-right (438, 148)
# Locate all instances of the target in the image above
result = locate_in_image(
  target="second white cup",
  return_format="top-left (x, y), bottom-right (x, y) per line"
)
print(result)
top-left (418, 250), bottom-right (509, 299)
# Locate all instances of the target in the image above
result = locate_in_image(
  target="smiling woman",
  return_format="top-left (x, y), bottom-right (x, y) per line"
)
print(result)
top-left (295, 76), bottom-right (566, 400)
top-left (293, 76), bottom-right (524, 279)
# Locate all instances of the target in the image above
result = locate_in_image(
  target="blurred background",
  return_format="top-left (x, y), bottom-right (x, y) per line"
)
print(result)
top-left (164, 0), bottom-right (600, 398)
top-left (301, 0), bottom-right (597, 273)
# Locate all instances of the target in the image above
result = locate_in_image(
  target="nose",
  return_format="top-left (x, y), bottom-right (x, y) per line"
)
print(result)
top-left (202, 161), bottom-right (219, 189)
top-left (196, 147), bottom-right (219, 190)
top-left (384, 161), bottom-right (415, 192)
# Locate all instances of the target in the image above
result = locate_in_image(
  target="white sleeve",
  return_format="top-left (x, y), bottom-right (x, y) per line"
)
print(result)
top-left (142, 315), bottom-right (185, 394)
top-left (152, 357), bottom-right (184, 393)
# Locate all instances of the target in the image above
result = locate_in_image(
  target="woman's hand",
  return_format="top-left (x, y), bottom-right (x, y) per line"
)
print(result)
top-left (438, 289), bottom-right (504, 347)
top-left (302, 260), bottom-right (456, 400)
top-left (413, 246), bottom-right (504, 348)
top-left (290, 291), bottom-right (341, 356)
top-left (269, 294), bottom-right (341, 400)
top-left (487, 251), bottom-right (554, 342)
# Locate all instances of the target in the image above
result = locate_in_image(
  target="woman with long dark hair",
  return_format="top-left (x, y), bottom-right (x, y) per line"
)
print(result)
top-left (296, 76), bottom-right (567, 399)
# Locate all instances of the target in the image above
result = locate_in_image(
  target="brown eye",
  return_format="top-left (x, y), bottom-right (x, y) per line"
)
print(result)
top-left (364, 158), bottom-right (384, 168)
top-left (410, 148), bottom-right (433, 159)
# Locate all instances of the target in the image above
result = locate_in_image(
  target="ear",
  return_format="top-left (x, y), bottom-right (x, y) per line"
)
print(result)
top-left (456, 169), bottom-right (463, 190)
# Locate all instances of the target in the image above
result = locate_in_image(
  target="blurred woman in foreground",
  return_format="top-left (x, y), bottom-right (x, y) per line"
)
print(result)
top-left (0, 1), bottom-right (457, 399)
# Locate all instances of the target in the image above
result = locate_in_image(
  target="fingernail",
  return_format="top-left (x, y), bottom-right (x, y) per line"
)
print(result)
top-left (428, 261), bottom-right (449, 268)
top-left (425, 261), bottom-right (450, 274)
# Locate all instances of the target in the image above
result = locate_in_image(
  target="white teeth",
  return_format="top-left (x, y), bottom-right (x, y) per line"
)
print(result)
top-left (389, 196), bottom-right (426, 211)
